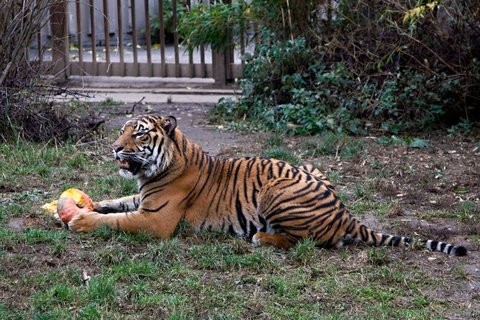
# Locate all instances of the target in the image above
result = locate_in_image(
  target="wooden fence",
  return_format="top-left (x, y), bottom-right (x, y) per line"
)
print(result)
top-left (37, 0), bottom-right (245, 85)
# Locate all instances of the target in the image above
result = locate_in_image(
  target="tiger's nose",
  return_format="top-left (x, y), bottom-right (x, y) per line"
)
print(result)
top-left (113, 144), bottom-right (124, 153)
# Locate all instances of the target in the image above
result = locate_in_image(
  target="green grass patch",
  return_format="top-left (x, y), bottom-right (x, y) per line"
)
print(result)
top-left (326, 171), bottom-right (342, 185)
top-left (264, 133), bottom-right (286, 147)
top-left (0, 140), bottom-right (113, 190)
top-left (349, 201), bottom-right (393, 219)
top-left (417, 201), bottom-right (479, 222)
top-left (0, 226), bottom-right (20, 247)
top-left (301, 132), bottom-right (366, 160)
top-left (91, 226), bottom-right (154, 244)
top-left (90, 175), bottom-right (137, 199)
top-left (97, 97), bottom-right (124, 107)
top-left (261, 147), bottom-right (301, 165)
top-left (289, 238), bottom-right (317, 263)
top-left (23, 228), bottom-right (69, 245)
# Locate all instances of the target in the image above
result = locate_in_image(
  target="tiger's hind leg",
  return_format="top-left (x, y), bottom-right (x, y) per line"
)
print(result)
top-left (251, 231), bottom-right (299, 249)
top-left (254, 177), bottom-right (345, 250)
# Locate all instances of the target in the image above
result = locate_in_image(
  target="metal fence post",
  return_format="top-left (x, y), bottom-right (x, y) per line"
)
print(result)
top-left (50, 0), bottom-right (69, 81)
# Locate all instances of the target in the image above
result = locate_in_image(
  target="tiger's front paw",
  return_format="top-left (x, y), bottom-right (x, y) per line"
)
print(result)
top-left (68, 211), bottom-right (101, 232)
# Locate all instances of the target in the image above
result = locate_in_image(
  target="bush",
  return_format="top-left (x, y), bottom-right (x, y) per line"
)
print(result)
top-left (206, 0), bottom-right (479, 135)
top-left (178, 0), bottom-right (248, 51)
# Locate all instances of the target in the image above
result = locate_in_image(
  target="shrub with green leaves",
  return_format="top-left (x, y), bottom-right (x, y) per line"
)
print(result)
top-left (178, 1), bottom-right (248, 51)
top-left (213, 35), bottom-right (472, 135)
top-left (200, 1), bottom-right (480, 135)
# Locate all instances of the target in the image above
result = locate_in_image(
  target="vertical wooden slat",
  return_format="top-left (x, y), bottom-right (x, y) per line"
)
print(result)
top-left (89, 0), bottom-right (97, 75)
top-left (131, 0), bottom-right (139, 75)
top-left (158, 0), bottom-right (166, 76)
top-left (186, 0), bottom-right (193, 77)
top-left (199, 44), bottom-right (206, 78)
top-left (144, 0), bottom-right (152, 76)
top-left (50, 0), bottom-right (69, 80)
top-left (117, 0), bottom-right (125, 76)
top-left (172, 0), bottom-right (180, 77)
top-left (199, 0), bottom-right (209, 78)
top-left (75, 0), bottom-right (83, 68)
top-left (102, 0), bottom-right (111, 75)
top-left (226, 0), bottom-right (233, 81)
top-left (212, 0), bottom-right (234, 85)
top-left (200, 44), bottom-right (206, 78)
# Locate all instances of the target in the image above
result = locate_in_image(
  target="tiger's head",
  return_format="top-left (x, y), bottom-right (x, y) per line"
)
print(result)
top-left (112, 115), bottom-right (177, 179)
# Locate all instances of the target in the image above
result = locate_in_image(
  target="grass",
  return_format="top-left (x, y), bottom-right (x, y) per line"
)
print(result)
top-left (260, 133), bottom-right (302, 165)
top-left (261, 147), bottom-right (301, 165)
top-left (300, 132), bottom-right (366, 160)
top-left (97, 97), bottom-right (124, 107)
top-left (0, 128), bottom-right (477, 319)
top-left (350, 201), bottom-right (394, 219)
top-left (416, 201), bottom-right (480, 223)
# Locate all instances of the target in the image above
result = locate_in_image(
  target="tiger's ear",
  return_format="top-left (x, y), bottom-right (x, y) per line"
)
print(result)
top-left (162, 116), bottom-right (177, 137)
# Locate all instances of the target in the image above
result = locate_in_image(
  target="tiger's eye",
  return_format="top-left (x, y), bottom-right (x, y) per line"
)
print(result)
top-left (134, 131), bottom-right (144, 138)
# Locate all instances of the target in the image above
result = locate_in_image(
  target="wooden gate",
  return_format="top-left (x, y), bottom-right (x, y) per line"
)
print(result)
top-left (37, 0), bottom-right (245, 85)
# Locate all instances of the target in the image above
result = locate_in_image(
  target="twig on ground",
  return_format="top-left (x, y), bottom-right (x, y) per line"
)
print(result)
top-left (128, 96), bottom-right (146, 115)
top-left (75, 138), bottom-right (109, 147)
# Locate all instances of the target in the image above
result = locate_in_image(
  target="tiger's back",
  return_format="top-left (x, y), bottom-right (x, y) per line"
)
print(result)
top-left (179, 155), bottom-right (335, 239)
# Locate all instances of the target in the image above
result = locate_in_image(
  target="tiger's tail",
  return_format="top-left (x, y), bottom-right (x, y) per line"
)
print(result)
top-left (344, 215), bottom-right (467, 256)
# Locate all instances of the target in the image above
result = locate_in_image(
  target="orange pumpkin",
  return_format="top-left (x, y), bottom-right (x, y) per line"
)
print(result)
top-left (56, 189), bottom-right (93, 224)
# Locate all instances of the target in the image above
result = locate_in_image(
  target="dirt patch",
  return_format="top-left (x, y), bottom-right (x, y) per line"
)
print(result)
top-left (6, 218), bottom-right (35, 232)
top-left (0, 184), bottom-right (23, 193)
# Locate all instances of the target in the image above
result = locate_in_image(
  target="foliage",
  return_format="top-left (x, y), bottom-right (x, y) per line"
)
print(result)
top-left (215, 37), bottom-right (470, 135)
top-left (206, 0), bottom-right (479, 135)
top-left (448, 118), bottom-right (472, 135)
top-left (178, 0), bottom-right (249, 51)
top-left (178, 0), bottom-right (324, 51)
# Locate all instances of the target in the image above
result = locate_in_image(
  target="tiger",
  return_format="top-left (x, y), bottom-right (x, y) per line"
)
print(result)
top-left (68, 114), bottom-right (467, 256)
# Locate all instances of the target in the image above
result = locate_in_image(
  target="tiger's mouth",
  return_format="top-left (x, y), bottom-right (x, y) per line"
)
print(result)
top-left (117, 159), bottom-right (130, 170)
top-left (116, 158), bottom-right (142, 174)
